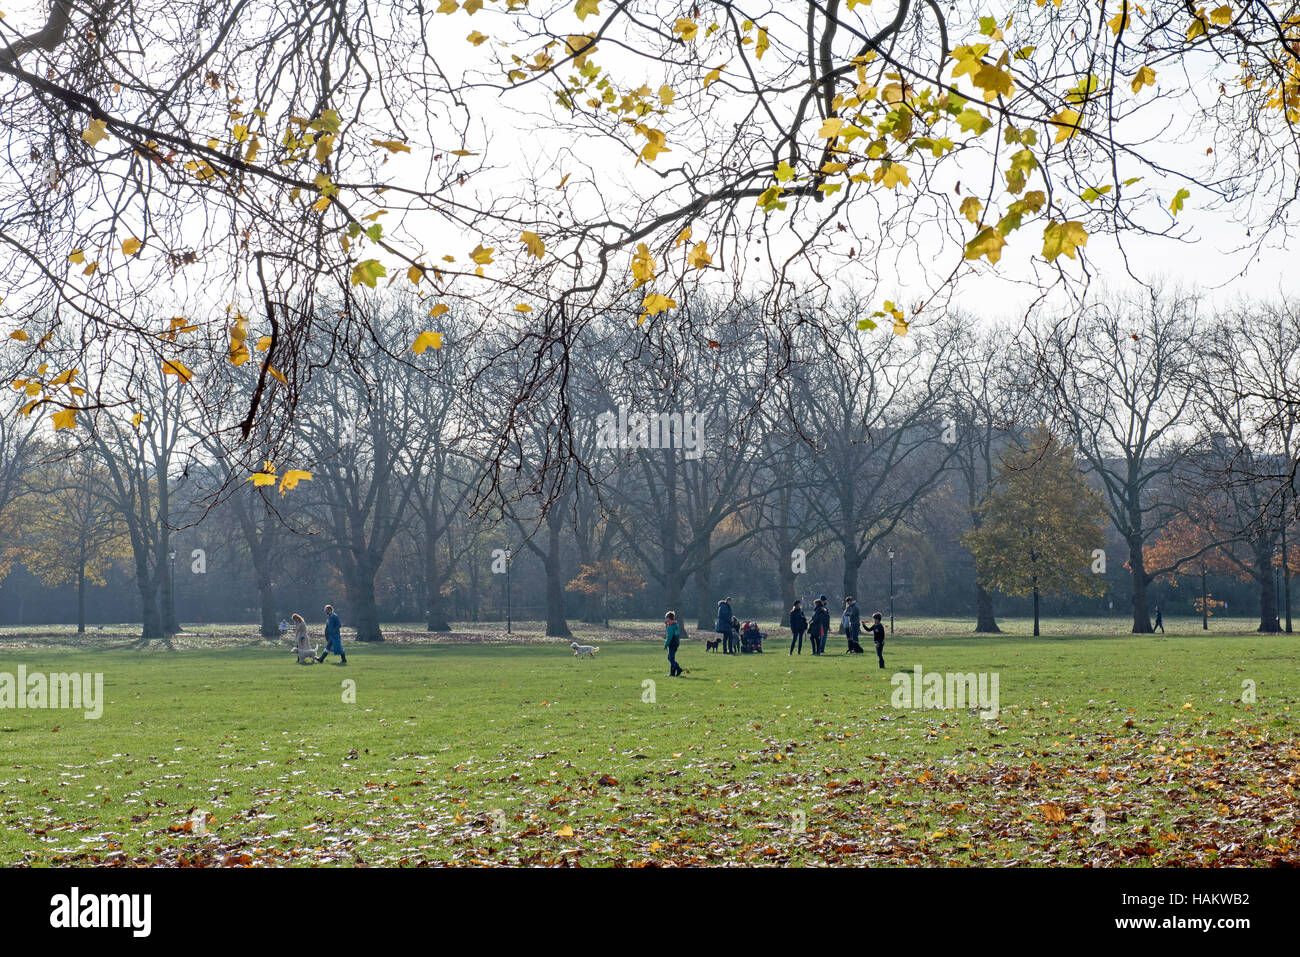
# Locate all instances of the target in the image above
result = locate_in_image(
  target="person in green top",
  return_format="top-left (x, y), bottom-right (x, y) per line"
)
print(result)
top-left (664, 611), bottom-right (687, 677)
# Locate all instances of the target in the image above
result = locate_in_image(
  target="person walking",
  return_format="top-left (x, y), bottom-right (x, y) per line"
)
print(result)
top-left (842, 597), bottom-right (864, 654)
top-left (808, 598), bottom-right (830, 655)
top-left (664, 611), bottom-right (686, 677)
top-left (715, 598), bottom-right (736, 655)
top-left (1153, 605), bottom-right (1165, 633)
top-left (290, 613), bottom-right (316, 664)
top-left (317, 604), bottom-right (347, 665)
top-left (788, 599), bottom-right (808, 655)
top-left (870, 612), bottom-right (886, 668)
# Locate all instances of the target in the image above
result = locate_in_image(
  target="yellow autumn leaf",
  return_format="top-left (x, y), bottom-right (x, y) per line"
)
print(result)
top-left (818, 117), bottom-right (845, 139)
top-left (412, 331), bottom-right (443, 353)
top-left (407, 264), bottom-right (425, 285)
top-left (557, 824), bottom-right (575, 838)
top-left (1131, 65), bottom-right (1156, 93)
top-left (162, 359), bottom-right (193, 382)
top-left (1050, 109), bottom-right (1082, 143)
top-left (673, 18), bottom-right (698, 41)
top-left (964, 226), bottom-right (1007, 264)
top-left (892, 317), bottom-right (910, 337)
top-left (350, 259), bottom-right (387, 287)
top-left (880, 162), bottom-right (910, 189)
top-left (703, 65), bottom-right (723, 88)
top-left (122, 237), bottom-right (142, 256)
top-left (9, 330), bottom-right (28, 341)
top-left (515, 303), bottom-right (533, 312)
top-left (1208, 5), bottom-right (1232, 25)
top-left (247, 470), bottom-right (277, 487)
top-left (755, 27), bottom-right (769, 60)
top-left (574, 0), bottom-right (600, 21)
top-left (132, 412), bottom-right (144, 427)
top-left (639, 292), bottom-right (676, 323)
top-left (256, 336), bottom-right (272, 352)
top-left (469, 244), bottom-right (495, 265)
top-left (687, 241), bottom-right (711, 270)
top-left (630, 243), bottom-right (656, 288)
top-left (1041, 220), bottom-right (1088, 261)
top-left (68, 249), bottom-right (85, 264)
top-left (1170, 188), bottom-right (1190, 214)
top-left (81, 119), bottom-right (109, 147)
top-left (51, 407), bottom-right (77, 431)
top-left (467, 30), bottom-right (488, 46)
top-left (371, 139), bottom-right (411, 154)
top-left (521, 231), bottom-right (545, 259)
top-left (279, 470), bottom-right (313, 496)
top-left (960, 196), bottom-right (983, 224)
top-left (429, 303), bottom-right (450, 317)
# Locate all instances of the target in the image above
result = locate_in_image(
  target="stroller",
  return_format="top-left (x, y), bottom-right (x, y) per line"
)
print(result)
top-left (739, 621), bottom-right (765, 654)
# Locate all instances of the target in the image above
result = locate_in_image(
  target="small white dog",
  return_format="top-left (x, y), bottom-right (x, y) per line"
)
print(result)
top-left (570, 641), bottom-right (599, 659)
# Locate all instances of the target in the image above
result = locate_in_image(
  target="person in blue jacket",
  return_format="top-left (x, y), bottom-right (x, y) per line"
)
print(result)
top-left (664, 611), bottom-right (686, 677)
top-left (317, 604), bottom-right (347, 665)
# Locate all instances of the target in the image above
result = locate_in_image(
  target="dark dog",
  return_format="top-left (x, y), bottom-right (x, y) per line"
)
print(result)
top-left (705, 637), bottom-right (721, 652)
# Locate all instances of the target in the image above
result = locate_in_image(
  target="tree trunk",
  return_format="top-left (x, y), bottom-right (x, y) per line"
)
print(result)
top-left (1201, 566), bottom-right (1208, 631)
top-left (543, 520), bottom-right (571, 638)
top-left (348, 561), bottom-right (384, 642)
top-left (776, 487), bottom-right (795, 626)
top-left (76, 564), bottom-right (87, 634)
top-left (1256, 541), bottom-right (1279, 633)
top-left (425, 518), bottom-right (452, 632)
top-left (1032, 582), bottom-right (1040, 637)
top-left (258, 576), bottom-right (278, 638)
top-left (695, 550), bottom-right (712, 631)
top-left (139, 576), bottom-right (163, 640)
top-left (974, 583), bottom-right (1000, 633)
top-left (841, 544), bottom-right (862, 603)
top-left (1128, 533), bottom-right (1152, 633)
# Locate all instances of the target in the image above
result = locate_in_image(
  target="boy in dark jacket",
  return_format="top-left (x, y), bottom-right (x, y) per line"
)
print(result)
top-left (870, 612), bottom-right (886, 668)
top-left (788, 600), bottom-right (808, 655)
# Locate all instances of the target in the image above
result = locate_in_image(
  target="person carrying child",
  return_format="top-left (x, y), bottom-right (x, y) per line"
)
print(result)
top-left (842, 597), bottom-right (864, 654)
top-left (808, 598), bottom-right (830, 655)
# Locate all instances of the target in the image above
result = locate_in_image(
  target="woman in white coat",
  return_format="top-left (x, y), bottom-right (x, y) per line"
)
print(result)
top-left (291, 613), bottom-right (316, 664)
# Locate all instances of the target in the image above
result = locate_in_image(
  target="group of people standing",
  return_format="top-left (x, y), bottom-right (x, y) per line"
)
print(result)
top-left (789, 595), bottom-right (886, 668)
top-left (663, 594), bottom-right (888, 677)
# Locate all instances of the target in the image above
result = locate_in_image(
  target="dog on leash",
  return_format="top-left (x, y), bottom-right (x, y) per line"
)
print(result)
top-left (705, 637), bottom-right (721, 652)
top-left (570, 641), bottom-right (599, 659)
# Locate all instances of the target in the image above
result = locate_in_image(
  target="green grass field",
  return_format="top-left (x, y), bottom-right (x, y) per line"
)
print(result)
top-left (1, 617), bottom-right (1297, 866)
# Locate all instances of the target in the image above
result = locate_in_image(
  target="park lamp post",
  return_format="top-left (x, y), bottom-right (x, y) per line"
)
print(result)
top-left (168, 549), bottom-right (176, 628)
top-left (888, 548), bottom-right (895, 635)
top-left (505, 547), bottom-right (513, 636)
